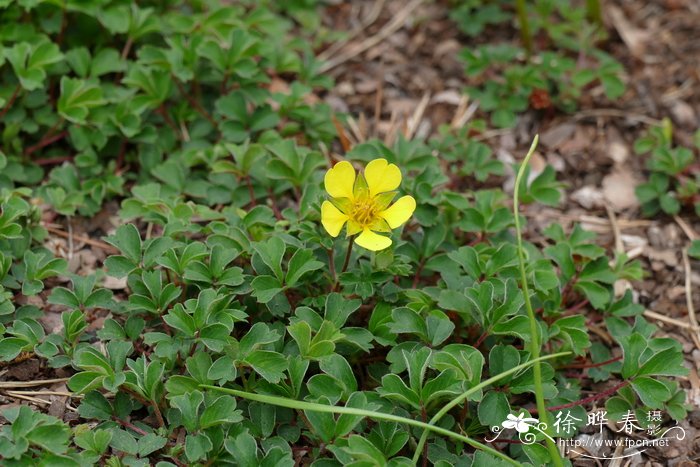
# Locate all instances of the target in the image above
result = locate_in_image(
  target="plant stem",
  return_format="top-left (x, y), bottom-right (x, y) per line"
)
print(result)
top-left (542, 380), bottom-right (629, 413)
top-left (586, 0), bottom-right (603, 27)
top-left (412, 257), bottom-right (425, 288)
top-left (411, 351), bottom-right (570, 465)
top-left (267, 187), bottom-right (283, 220)
top-left (557, 355), bottom-right (621, 370)
top-left (25, 130), bottom-right (68, 156)
top-left (245, 175), bottom-right (257, 207)
top-left (333, 236), bottom-right (354, 291)
top-left (174, 78), bottom-right (218, 128)
top-left (201, 385), bottom-right (522, 466)
top-left (327, 247), bottom-right (336, 291)
top-left (0, 85), bottom-right (21, 120)
top-left (513, 135), bottom-right (563, 466)
top-left (515, 0), bottom-right (533, 57)
top-left (340, 236), bottom-right (354, 273)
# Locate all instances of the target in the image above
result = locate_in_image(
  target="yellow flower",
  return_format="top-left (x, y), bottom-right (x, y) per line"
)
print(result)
top-left (321, 159), bottom-right (416, 251)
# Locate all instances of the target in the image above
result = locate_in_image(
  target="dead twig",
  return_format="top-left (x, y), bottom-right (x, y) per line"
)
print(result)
top-left (43, 225), bottom-right (119, 254)
top-left (374, 61), bottom-right (385, 132)
top-left (450, 98), bottom-right (479, 130)
top-left (8, 390), bottom-right (77, 397)
top-left (605, 205), bottom-right (624, 254)
top-left (0, 378), bottom-right (69, 388)
top-left (643, 309), bottom-right (693, 330)
top-left (4, 391), bottom-right (76, 410)
top-left (345, 115), bottom-right (364, 144)
top-left (682, 249), bottom-right (700, 349)
top-left (317, 0), bottom-right (386, 63)
top-left (538, 211), bottom-right (653, 229)
top-left (405, 92), bottom-right (430, 140)
top-left (572, 108), bottom-right (661, 126)
top-left (674, 214), bottom-right (698, 241)
top-left (319, 0), bottom-right (425, 73)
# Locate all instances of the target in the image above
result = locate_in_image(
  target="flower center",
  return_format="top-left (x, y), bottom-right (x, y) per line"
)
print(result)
top-left (352, 197), bottom-right (378, 226)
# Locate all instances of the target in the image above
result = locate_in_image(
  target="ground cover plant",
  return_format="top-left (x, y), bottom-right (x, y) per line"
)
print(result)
top-left (0, 0), bottom-right (697, 466)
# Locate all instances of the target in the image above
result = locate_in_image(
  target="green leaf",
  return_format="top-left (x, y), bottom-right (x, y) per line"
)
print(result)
top-left (65, 47), bottom-right (91, 78)
top-left (688, 240), bottom-right (700, 259)
top-left (200, 395), bottom-right (243, 428)
top-left (631, 377), bottom-right (671, 409)
top-left (251, 275), bottom-right (283, 303)
top-left (637, 348), bottom-right (688, 377)
top-left (5, 41), bottom-right (64, 90)
top-left (109, 428), bottom-right (138, 455)
top-left (244, 350), bottom-right (287, 383)
top-left (27, 423), bottom-right (71, 454)
top-left (225, 431), bottom-right (258, 467)
top-left (104, 224), bottom-right (142, 264)
top-left (285, 248), bottom-right (323, 287)
top-left (253, 237), bottom-right (286, 280)
top-left (57, 77), bottom-right (105, 124)
top-left (138, 433), bottom-right (167, 457)
top-left (478, 391), bottom-right (511, 427)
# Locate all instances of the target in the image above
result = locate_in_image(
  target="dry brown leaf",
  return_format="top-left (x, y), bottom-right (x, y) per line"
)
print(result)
top-left (608, 5), bottom-right (650, 59)
top-left (539, 122), bottom-right (576, 149)
top-left (571, 186), bottom-right (605, 209)
top-left (602, 169), bottom-right (640, 211)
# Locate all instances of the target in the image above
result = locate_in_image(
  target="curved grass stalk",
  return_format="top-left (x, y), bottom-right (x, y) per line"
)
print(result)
top-left (201, 384), bottom-right (519, 466)
top-left (203, 352), bottom-right (569, 466)
top-left (586, 0), bottom-right (603, 27)
top-left (515, 0), bottom-right (533, 56)
top-left (513, 135), bottom-right (564, 466)
top-left (411, 352), bottom-right (570, 464)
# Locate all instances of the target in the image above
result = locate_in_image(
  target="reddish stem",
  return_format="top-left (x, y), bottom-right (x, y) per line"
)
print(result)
top-left (115, 138), bottom-right (128, 171)
top-left (531, 380), bottom-right (629, 414)
top-left (120, 37), bottom-right (133, 60)
top-left (157, 105), bottom-right (181, 138)
top-left (220, 72), bottom-right (229, 94)
top-left (113, 417), bottom-right (149, 436)
top-left (333, 237), bottom-right (354, 292)
top-left (558, 355), bottom-right (622, 370)
top-left (25, 130), bottom-right (68, 156)
top-left (473, 329), bottom-right (489, 348)
top-left (327, 248), bottom-right (336, 292)
top-left (267, 188), bottom-right (283, 220)
top-left (174, 78), bottom-right (218, 128)
top-left (35, 155), bottom-right (73, 166)
top-left (246, 175), bottom-right (257, 207)
top-left (566, 299), bottom-right (589, 313)
top-left (412, 258), bottom-right (425, 288)
top-left (0, 85), bottom-right (21, 120)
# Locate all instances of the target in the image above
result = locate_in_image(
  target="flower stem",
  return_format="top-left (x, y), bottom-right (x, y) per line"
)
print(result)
top-left (333, 236), bottom-right (354, 291)
top-left (513, 135), bottom-right (563, 467)
top-left (327, 247), bottom-right (336, 290)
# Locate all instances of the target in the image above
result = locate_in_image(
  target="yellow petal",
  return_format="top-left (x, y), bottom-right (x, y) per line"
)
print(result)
top-left (324, 161), bottom-right (355, 200)
top-left (321, 201), bottom-right (348, 237)
top-left (365, 159), bottom-right (401, 197)
top-left (380, 195), bottom-right (416, 229)
top-left (355, 228), bottom-right (392, 251)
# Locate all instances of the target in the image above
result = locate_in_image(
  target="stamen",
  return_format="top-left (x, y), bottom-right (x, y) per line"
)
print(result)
top-left (352, 197), bottom-right (378, 226)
